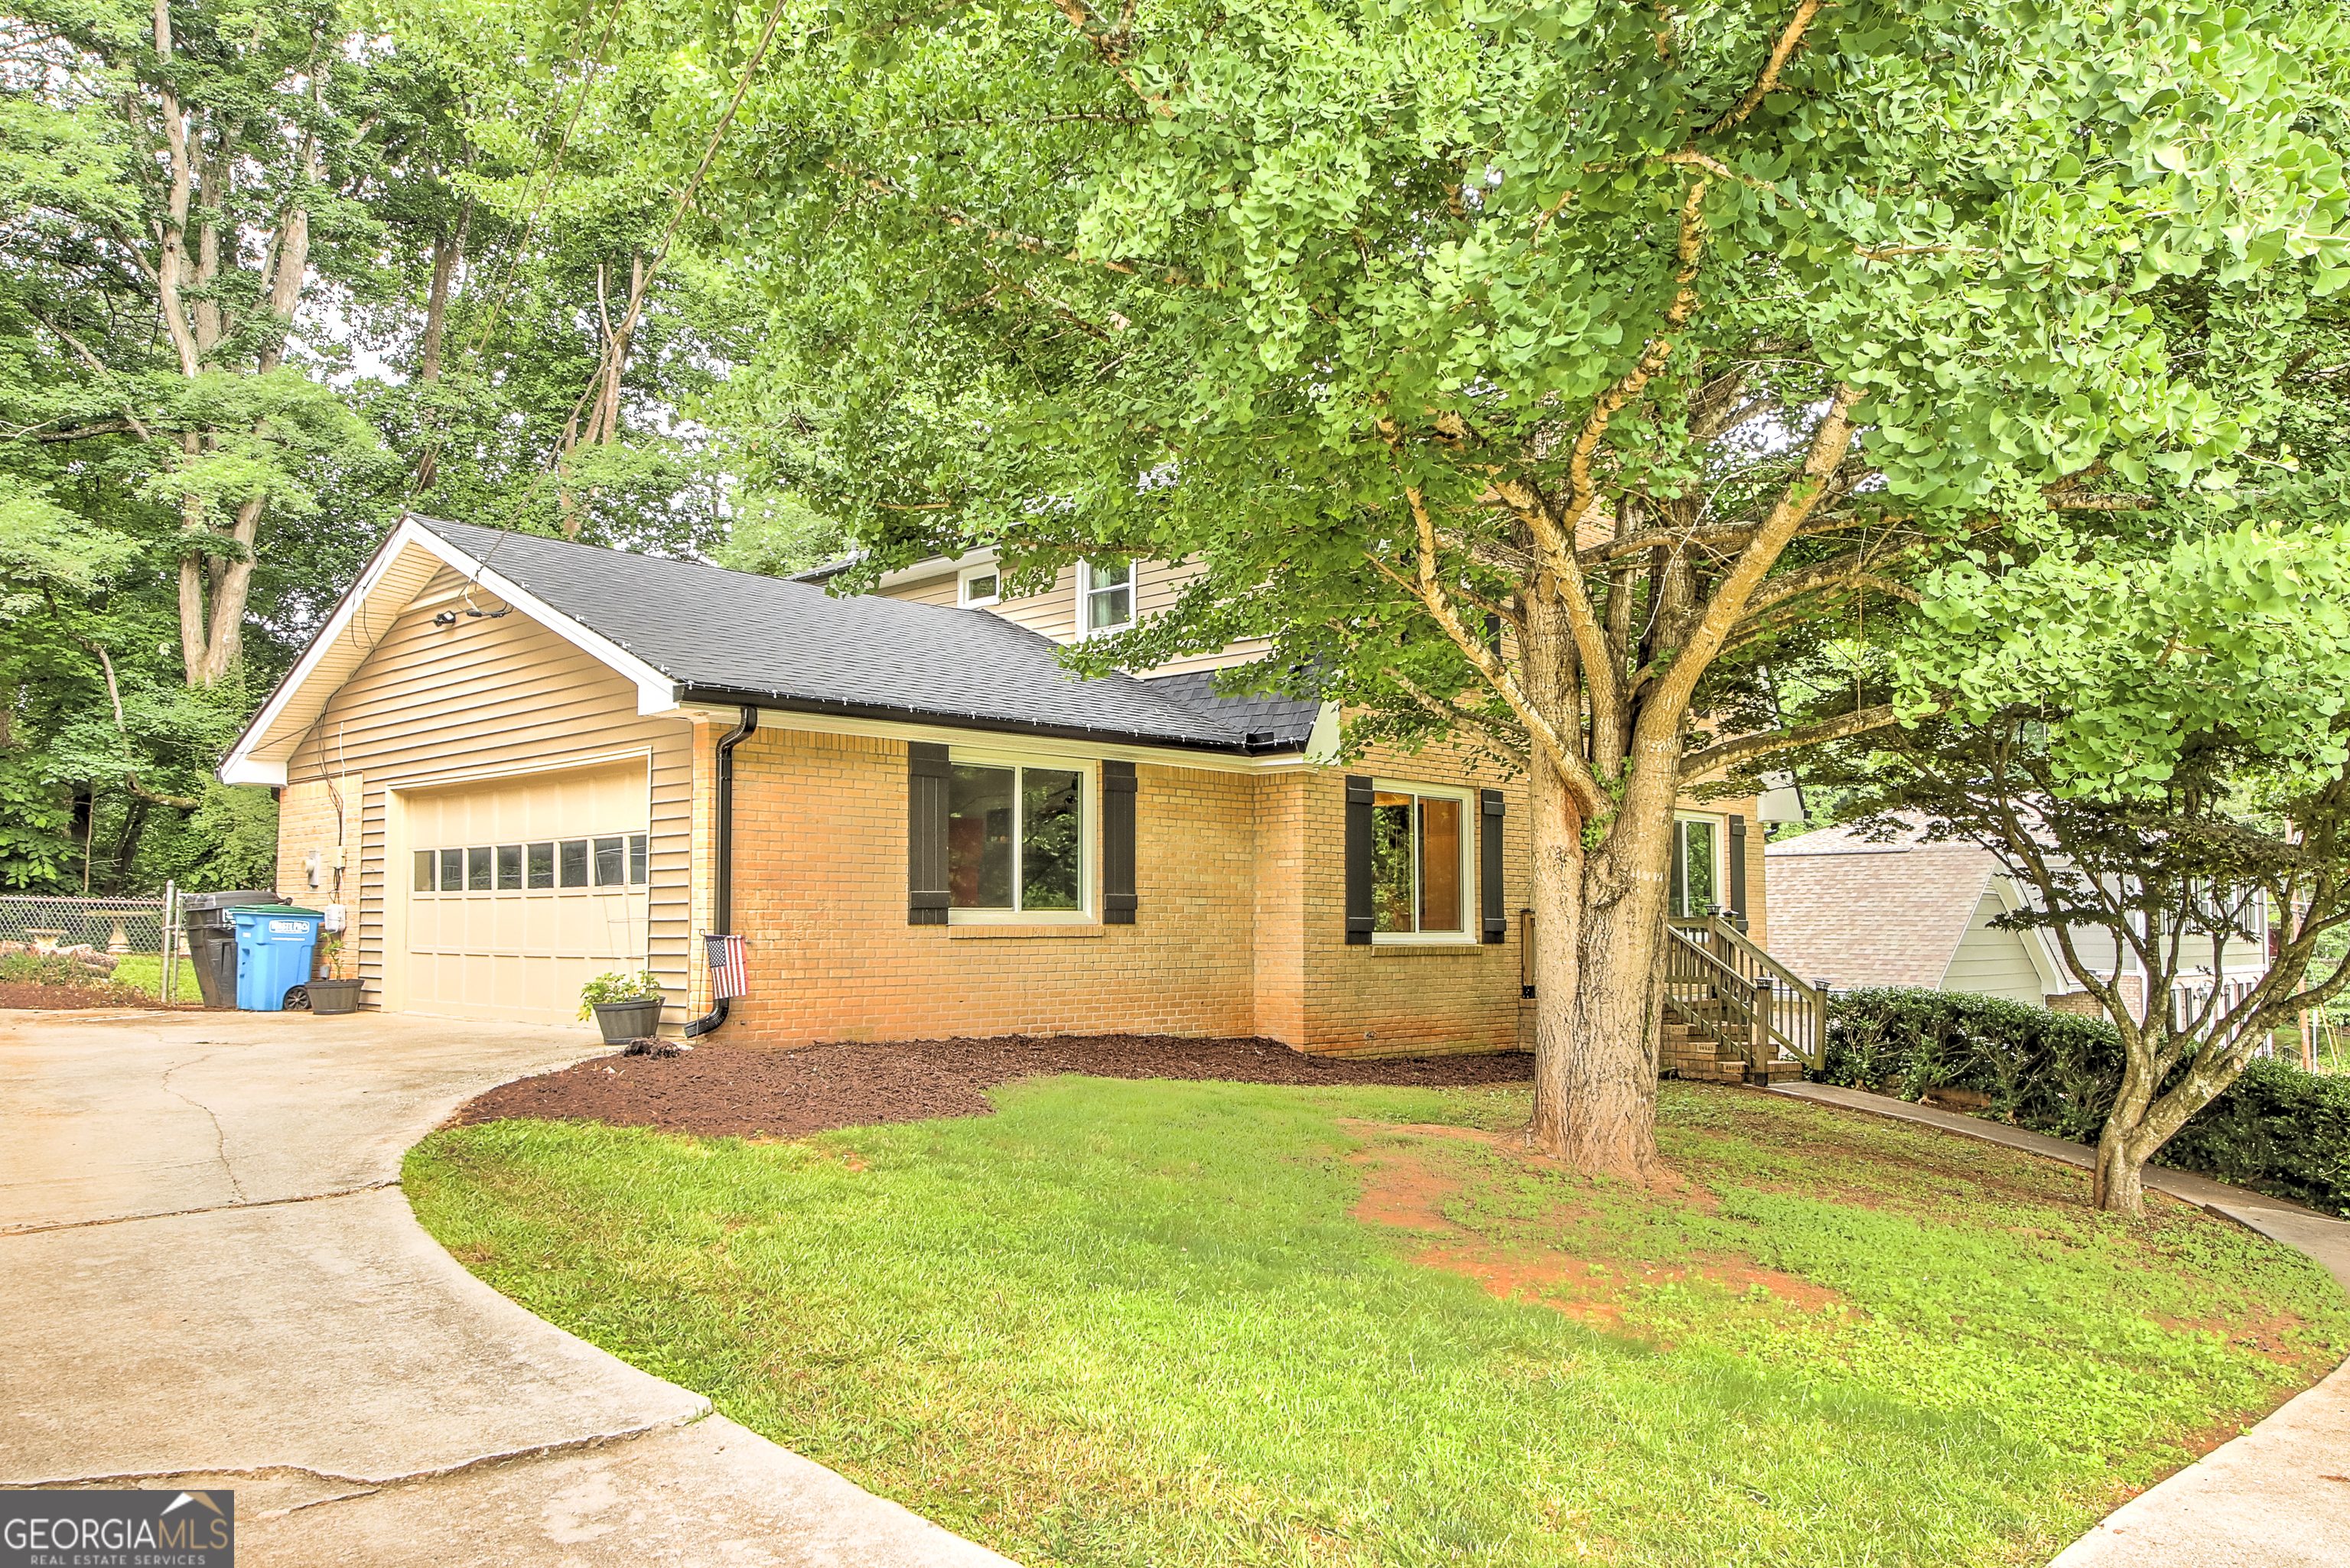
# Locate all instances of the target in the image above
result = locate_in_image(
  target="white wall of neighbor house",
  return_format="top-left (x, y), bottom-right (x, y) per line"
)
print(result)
top-left (1939, 892), bottom-right (2053, 1006)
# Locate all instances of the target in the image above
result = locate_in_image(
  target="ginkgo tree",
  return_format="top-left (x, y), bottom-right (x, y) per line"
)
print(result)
top-left (633, 0), bottom-right (2350, 1173)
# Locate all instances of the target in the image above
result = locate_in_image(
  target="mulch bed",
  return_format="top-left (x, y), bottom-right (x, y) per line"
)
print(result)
top-left (451, 1034), bottom-right (1535, 1140)
top-left (0, 981), bottom-right (184, 1010)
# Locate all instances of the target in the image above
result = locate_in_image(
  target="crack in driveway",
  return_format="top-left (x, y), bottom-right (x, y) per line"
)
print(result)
top-left (0, 1178), bottom-right (401, 1238)
top-left (15, 1409), bottom-right (712, 1493)
top-left (158, 1049), bottom-right (244, 1205)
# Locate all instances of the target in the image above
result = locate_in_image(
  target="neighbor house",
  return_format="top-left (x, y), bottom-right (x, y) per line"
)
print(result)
top-left (223, 516), bottom-right (1787, 1062)
top-left (1764, 818), bottom-right (2274, 1025)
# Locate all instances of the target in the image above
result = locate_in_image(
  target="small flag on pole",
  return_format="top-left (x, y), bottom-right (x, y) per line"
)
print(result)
top-left (705, 932), bottom-right (749, 999)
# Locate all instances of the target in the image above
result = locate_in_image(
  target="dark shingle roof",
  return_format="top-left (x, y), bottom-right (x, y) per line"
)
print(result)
top-left (1138, 670), bottom-right (1323, 753)
top-left (416, 518), bottom-right (1284, 753)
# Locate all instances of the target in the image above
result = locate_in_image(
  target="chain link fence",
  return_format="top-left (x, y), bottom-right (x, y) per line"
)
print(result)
top-left (0, 889), bottom-right (187, 1004)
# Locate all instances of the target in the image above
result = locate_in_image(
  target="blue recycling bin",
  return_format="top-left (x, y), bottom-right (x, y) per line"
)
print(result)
top-left (229, 906), bottom-right (324, 1010)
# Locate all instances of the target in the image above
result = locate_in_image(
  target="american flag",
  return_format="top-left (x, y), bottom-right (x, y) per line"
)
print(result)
top-left (705, 932), bottom-right (749, 999)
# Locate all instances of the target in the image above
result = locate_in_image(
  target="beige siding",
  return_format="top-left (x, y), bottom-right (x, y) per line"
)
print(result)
top-left (1942, 893), bottom-right (2049, 1004)
top-left (281, 566), bottom-right (695, 1023)
top-left (873, 557), bottom-right (1272, 677)
top-left (884, 572), bottom-right (961, 608)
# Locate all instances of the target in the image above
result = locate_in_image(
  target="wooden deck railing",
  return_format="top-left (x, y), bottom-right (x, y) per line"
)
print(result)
top-left (1661, 915), bottom-right (1828, 1073)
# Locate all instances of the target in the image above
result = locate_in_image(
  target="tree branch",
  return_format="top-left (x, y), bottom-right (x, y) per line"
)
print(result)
top-left (1678, 703), bottom-right (1902, 782)
top-left (73, 638), bottom-right (200, 809)
top-left (1651, 382), bottom-right (1864, 721)
top-left (1704, 0), bottom-right (1824, 135)
top-left (1563, 175), bottom-right (1711, 525)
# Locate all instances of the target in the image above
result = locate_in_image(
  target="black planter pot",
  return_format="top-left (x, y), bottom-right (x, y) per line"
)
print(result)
top-left (591, 998), bottom-right (663, 1044)
top-left (305, 978), bottom-right (363, 1015)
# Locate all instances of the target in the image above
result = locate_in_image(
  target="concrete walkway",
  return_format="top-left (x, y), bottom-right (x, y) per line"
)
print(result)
top-left (1, 1009), bottom-right (1015, 1566)
top-left (1775, 1082), bottom-right (2350, 1568)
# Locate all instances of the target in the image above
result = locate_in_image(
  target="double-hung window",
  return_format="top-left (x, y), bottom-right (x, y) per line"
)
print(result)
top-left (947, 756), bottom-right (1089, 920)
top-left (1370, 782), bottom-right (1470, 941)
top-left (959, 563), bottom-right (1001, 606)
top-left (1079, 558), bottom-right (1134, 636)
top-left (1671, 816), bottom-right (1718, 917)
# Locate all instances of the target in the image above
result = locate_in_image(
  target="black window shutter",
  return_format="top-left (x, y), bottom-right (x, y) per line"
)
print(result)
top-left (1344, 775), bottom-right (1375, 944)
top-left (1479, 789), bottom-right (1506, 943)
top-left (908, 743), bottom-right (951, 925)
top-left (1727, 813), bottom-right (1748, 924)
top-left (1102, 760), bottom-right (1138, 924)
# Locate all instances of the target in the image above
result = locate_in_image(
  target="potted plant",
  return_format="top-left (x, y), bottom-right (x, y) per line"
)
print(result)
top-left (306, 932), bottom-right (363, 1014)
top-left (581, 971), bottom-right (664, 1043)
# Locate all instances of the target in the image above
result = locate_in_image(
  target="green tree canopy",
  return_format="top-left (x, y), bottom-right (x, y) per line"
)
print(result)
top-left (635, 0), bottom-right (2349, 1171)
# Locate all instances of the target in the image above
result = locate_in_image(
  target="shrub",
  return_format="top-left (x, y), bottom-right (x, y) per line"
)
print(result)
top-left (0, 948), bottom-right (151, 1005)
top-left (1821, 987), bottom-right (2350, 1215)
top-left (577, 970), bottom-right (662, 1018)
top-left (3, 948), bottom-right (111, 988)
top-left (2163, 1059), bottom-right (2350, 1216)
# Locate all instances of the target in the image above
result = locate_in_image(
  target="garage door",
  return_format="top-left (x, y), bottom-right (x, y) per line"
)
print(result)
top-left (400, 763), bottom-right (650, 1025)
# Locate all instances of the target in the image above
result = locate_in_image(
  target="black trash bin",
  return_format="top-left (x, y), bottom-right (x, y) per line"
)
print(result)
top-left (182, 890), bottom-right (287, 1009)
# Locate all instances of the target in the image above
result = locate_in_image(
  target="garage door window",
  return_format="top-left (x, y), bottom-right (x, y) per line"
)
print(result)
top-left (414, 834), bottom-right (647, 894)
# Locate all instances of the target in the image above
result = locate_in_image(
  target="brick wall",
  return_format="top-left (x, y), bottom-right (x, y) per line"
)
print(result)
top-left (2049, 975), bottom-right (2146, 1024)
top-left (274, 776), bottom-right (363, 909)
top-left (694, 721), bottom-right (1779, 1059)
top-left (715, 727), bottom-right (1260, 1043)
top-left (1294, 742), bottom-right (1528, 1058)
top-left (273, 775), bottom-right (363, 981)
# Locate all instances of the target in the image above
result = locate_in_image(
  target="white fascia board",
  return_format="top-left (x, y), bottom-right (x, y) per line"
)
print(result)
top-left (219, 518), bottom-right (423, 786)
top-left (221, 755), bottom-right (288, 786)
top-left (665, 700), bottom-right (1308, 776)
top-left (871, 548), bottom-right (995, 591)
top-left (220, 516), bottom-right (679, 786)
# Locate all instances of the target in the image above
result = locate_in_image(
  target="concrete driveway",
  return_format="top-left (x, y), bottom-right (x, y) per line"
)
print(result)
top-left (1, 1008), bottom-right (1014, 1566)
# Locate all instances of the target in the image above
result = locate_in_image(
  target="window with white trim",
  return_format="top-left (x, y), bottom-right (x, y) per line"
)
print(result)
top-left (1079, 558), bottom-right (1134, 636)
top-left (946, 752), bottom-right (1091, 921)
top-left (1371, 781), bottom-right (1470, 940)
top-left (959, 564), bottom-right (1001, 606)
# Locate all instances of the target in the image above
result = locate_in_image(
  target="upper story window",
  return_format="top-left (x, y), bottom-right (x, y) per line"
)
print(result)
top-left (1080, 558), bottom-right (1133, 636)
top-left (1372, 782), bottom-right (1469, 940)
top-left (948, 755), bottom-right (1089, 920)
top-left (1671, 815), bottom-right (1718, 917)
top-left (959, 564), bottom-right (1000, 606)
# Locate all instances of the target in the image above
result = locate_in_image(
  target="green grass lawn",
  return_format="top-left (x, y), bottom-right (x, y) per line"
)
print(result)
top-left (408, 1079), bottom-right (2349, 1567)
top-left (109, 952), bottom-right (201, 1000)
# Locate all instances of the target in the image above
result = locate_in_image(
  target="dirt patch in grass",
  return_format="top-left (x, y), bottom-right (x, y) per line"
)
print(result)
top-left (2148, 1309), bottom-right (2313, 1366)
top-left (452, 1034), bottom-right (1534, 1140)
top-left (1346, 1125), bottom-right (1843, 1335)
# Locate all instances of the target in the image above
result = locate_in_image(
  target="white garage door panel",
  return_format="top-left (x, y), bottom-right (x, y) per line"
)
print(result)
top-left (403, 763), bottom-right (650, 1026)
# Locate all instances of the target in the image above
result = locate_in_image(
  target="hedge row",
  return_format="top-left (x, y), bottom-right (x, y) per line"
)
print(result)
top-left (1818, 987), bottom-right (2350, 1215)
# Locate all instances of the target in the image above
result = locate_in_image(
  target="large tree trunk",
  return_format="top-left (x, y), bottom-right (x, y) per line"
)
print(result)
top-left (1526, 753), bottom-right (1590, 1158)
top-left (1537, 768), bottom-right (1679, 1177)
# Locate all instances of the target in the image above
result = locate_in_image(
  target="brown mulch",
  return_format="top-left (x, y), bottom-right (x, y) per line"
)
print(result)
top-left (451, 1034), bottom-right (1535, 1140)
top-left (0, 981), bottom-right (183, 1011)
